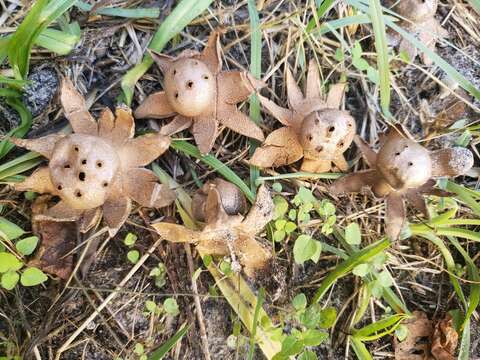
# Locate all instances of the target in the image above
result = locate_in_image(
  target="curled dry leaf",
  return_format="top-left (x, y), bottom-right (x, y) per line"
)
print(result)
top-left (135, 31), bottom-right (265, 154)
top-left (249, 59), bottom-right (356, 173)
top-left (393, 311), bottom-right (458, 360)
top-left (192, 178), bottom-right (247, 222)
top-left (12, 78), bottom-right (176, 237)
top-left (431, 314), bottom-right (458, 360)
top-left (152, 184), bottom-right (273, 278)
top-left (331, 124), bottom-right (473, 239)
top-left (28, 195), bottom-right (78, 280)
top-left (394, 311), bottom-right (433, 360)
top-left (388, 0), bottom-right (448, 65)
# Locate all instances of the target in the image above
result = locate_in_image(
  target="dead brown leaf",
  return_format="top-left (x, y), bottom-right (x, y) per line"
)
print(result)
top-left (394, 311), bottom-right (433, 360)
top-left (431, 314), bottom-right (458, 360)
top-left (393, 312), bottom-right (459, 360)
top-left (29, 196), bottom-right (77, 280)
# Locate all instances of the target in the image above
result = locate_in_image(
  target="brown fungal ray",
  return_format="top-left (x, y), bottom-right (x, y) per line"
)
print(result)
top-left (240, 184), bottom-right (274, 235)
top-left (329, 170), bottom-right (377, 195)
top-left (34, 201), bottom-right (83, 222)
top-left (249, 127), bottom-right (304, 168)
top-left (159, 115), bottom-right (192, 136)
top-left (61, 78), bottom-right (98, 135)
top-left (29, 195), bottom-right (77, 280)
top-left (385, 192), bottom-right (406, 240)
top-left (152, 184), bottom-right (273, 278)
top-left (192, 178), bottom-right (247, 222)
top-left (388, 0), bottom-right (447, 65)
top-left (102, 190), bottom-right (132, 237)
top-left (14, 167), bottom-right (55, 194)
top-left (10, 134), bottom-right (65, 159)
top-left (430, 147), bottom-right (474, 177)
top-left (405, 189), bottom-right (428, 217)
top-left (395, 0), bottom-right (438, 22)
top-left (135, 31), bottom-right (265, 154)
top-left (353, 135), bottom-right (377, 166)
top-left (12, 78), bottom-right (175, 237)
top-left (251, 59), bottom-right (355, 173)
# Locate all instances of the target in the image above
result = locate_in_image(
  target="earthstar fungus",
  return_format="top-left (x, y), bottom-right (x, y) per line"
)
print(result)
top-left (388, 0), bottom-right (448, 65)
top-left (331, 125), bottom-right (473, 239)
top-left (12, 79), bottom-right (176, 236)
top-left (135, 32), bottom-right (266, 154)
top-left (249, 59), bottom-right (356, 173)
top-left (152, 184), bottom-right (273, 278)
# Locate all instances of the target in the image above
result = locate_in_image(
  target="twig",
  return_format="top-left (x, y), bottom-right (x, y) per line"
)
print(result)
top-left (184, 243), bottom-right (211, 360)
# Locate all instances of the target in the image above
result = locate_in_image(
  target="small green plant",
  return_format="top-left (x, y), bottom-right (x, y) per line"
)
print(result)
top-left (123, 232), bottom-right (141, 264)
top-left (272, 186), bottom-right (337, 265)
top-left (133, 342), bottom-right (147, 360)
top-left (149, 262), bottom-right (168, 288)
top-left (341, 41), bottom-right (380, 85)
top-left (0, 217), bottom-right (47, 290)
top-left (272, 293), bottom-right (336, 360)
top-left (144, 298), bottom-right (180, 318)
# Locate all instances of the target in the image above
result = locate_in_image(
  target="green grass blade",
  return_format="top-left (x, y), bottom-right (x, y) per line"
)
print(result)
top-left (8, 0), bottom-right (48, 79)
top-left (0, 98), bottom-right (33, 160)
top-left (7, 0), bottom-right (77, 79)
top-left (346, 0), bottom-right (480, 101)
top-left (248, 287), bottom-right (265, 360)
top-left (447, 236), bottom-right (480, 330)
top-left (352, 314), bottom-right (405, 341)
top-left (413, 233), bottom-right (466, 306)
top-left (0, 157), bottom-right (43, 181)
top-left (458, 318), bottom-right (471, 360)
top-left (0, 37), bottom-right (8, 64)
top-left (368, 0), bottom-right (391, 115)
top-left (446, 181), bottom-right (480, 216)
top-left (170, 140), bottom-right (254, 202)
top-left (312, 238), bottom-right (391, 303)
top-left (0, 76), bottom-right (28, 87)
top-left (247, 0), bottom-right (262, 192)
top-left (468, 0), bottom-right (480, 13)
top-left (121, 0), bottom-right (213, 105)
top-left (34, 28), bottom-right (80, 55)
top-left (148, 323), bottom-right (189, 360)
top-left (411, 225), bottom-right (480, 242)
top-left (350, 337), bottom-right (373, 360)
top-left (306, 0), bottom-right (336, 33)
top-left (313, 14), bottom-right (372, 36)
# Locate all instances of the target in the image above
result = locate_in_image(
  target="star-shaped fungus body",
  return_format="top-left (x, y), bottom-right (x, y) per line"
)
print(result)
top-left (12, 79), bottom-right (176, 236)
top-left (152, 183), bottom-right (274, 278)
top-left (249, 59), bottom-right (356, 173)
top-left (388, 0), bottom-right (448, 65)
top-left (330, 125), bottom-right (474, 240)
top-left (134, 32), bottom-right (266, 154)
